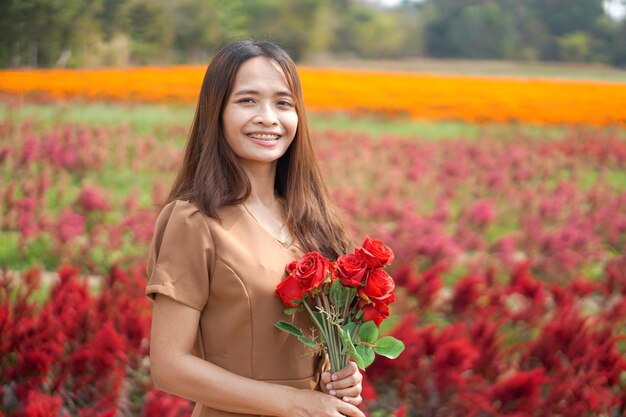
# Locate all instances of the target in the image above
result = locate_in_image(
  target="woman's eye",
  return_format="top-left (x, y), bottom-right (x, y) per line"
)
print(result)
top-left (238, 98), bottom-right (255, 104)
top-left (277, 100), bottom-right (293, 107)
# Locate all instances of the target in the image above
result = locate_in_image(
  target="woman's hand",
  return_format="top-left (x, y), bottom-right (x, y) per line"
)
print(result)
top-left (287, 388), bottom-right (365, 417)
top-left (320, 362), bottom-right (363, 406)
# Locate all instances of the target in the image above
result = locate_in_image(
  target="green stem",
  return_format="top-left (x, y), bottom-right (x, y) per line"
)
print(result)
top-left (322, 293), bottom-right (343, 372)
top-left (315, 295), bottom-right (337, 372)
top-left (303, 299), bottom-right (324, 336)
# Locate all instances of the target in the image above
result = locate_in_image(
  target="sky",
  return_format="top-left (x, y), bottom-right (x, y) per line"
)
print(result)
top-left (369, 0), bottom-right (626, 20)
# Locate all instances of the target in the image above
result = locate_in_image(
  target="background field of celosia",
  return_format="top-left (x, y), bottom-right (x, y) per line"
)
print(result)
top-left (1, 64), bottom-right (626, 417)
top-left (1, 66), bottom-right (626, 126)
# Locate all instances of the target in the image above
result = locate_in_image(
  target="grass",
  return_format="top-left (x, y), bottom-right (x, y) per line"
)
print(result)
top-left (0, 101), bottom-right (195, 136)
top-left (304, 57), bottom-right (626, 83)
top-left (0, 100), bottom-right (583, 141)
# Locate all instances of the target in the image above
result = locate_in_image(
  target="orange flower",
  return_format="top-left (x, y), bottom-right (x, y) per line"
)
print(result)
top-left (1, 66), bottom-right (625, 126)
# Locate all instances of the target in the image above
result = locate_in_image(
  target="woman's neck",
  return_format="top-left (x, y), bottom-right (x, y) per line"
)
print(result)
top-left (240, 160), bottom-right (278, 205)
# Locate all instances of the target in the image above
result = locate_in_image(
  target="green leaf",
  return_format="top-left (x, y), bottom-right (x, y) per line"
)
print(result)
top-left (275, 321), bottom-right (304, 338)
top-left (339, 327), bottom-right (365, 370)
top-left (330, 279), bottom-right (349, 307)
top-left (356, 344), bottom-right (375, 369)
top-left (373, 336), bottom-right (405, 359)
top-left (283, 307), bottom-right (301, 315)
top-left (343, 322), bottom-right (357, 338)
top-left (297, 335), bottom-right (318, 347)
top-left (358, 321), bottom-right (379, 344)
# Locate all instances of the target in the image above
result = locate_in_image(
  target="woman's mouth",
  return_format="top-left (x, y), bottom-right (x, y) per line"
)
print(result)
top-left (247, 133), bottom-right (280, 141)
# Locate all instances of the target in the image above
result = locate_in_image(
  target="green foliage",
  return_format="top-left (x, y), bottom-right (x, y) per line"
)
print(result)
top-left (338, 325), bottom-right (365, 370)
top-left (1, 0), bottom-right (623, 68)
top-left (558, 32), bottom-right (592, 62)
top-left (358, 321), bottom-right (379, 344)
top-left (373, 336), bottom-right (405, 359)
top-left (275, 320), bottom-right (305, 337)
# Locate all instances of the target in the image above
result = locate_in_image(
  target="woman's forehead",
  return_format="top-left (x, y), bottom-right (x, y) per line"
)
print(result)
top-left (232, 56), bottom-right (292, 95)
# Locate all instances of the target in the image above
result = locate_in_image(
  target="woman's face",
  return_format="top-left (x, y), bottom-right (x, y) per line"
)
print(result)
top-left (222, 56), bottom-right (298, 170)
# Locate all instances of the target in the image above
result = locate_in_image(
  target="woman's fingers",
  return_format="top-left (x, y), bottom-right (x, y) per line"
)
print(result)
top-left (330, 362), bottom-right (359, 381)
top-left (327, 363), bottom-right (362, 391)
top-left (336, 400), bottom-right (365, 417)
top-left (328, 372), bottom-right (362, 390)
top-left (334, 387), bottom-right (362, 404)
top-left (340, 394), bottom-right (363, 406)
top-left (320, 371), bottom-right (332, 393)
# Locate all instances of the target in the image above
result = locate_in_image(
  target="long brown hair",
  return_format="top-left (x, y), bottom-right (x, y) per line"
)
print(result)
top-left (168, 40), bottom-right (352, 259)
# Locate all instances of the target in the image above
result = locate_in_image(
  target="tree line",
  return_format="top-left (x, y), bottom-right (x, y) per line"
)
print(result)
top-left (1, 0), bottom-right (625, 68)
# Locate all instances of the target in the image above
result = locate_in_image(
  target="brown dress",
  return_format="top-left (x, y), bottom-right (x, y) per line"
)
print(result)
top-left (146, 200), bottom-right (322, 417)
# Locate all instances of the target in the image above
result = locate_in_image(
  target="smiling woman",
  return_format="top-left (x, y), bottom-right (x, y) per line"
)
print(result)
top-left (222, 56), bottom-right (298, 170)
top-left (146, 40), bottom-right (364, 417)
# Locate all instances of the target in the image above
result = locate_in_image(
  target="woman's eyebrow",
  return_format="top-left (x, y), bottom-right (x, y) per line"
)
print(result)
top-left (233, 89), bottom-right (293, 97)
top-left (233, 89), bottom-right (259, 96)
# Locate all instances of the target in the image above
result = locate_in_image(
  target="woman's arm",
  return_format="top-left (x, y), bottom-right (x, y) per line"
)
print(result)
top-left (150, 294), bottom-right (365, 417)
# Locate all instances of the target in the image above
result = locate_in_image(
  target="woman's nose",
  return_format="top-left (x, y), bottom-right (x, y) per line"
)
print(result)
top-left (254, 103), bottom-right (278, 125)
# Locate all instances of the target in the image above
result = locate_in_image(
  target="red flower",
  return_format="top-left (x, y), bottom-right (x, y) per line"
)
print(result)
top-left (361, 374), bottom-right (377, 403)
top-left (21, 391), bottom-right (62, 417)
top-left (489, 369), bottom-right (546, 412)
top-left (394, 404), bottom-right (407, 417)
top-left (363, 268), bottom-right (395, 299)
top-left (355, 236), bottom-right (395, 268)
top-left (433, 339), bottom-right (479, 390)
top-left (293, 252), bottom-right (330, 292)
top-left (452, 275), bottom-right (485, 314)
top-left (285, 260), bottom-right (297, 274)
top-left (275, 275), bottom-right (303, 308)
top-left (358, 269), bottom-right (397, 326)
top-left (336, 253), bottom-right (369, 287)
top-left (360, 297), bottom-right (392, 327)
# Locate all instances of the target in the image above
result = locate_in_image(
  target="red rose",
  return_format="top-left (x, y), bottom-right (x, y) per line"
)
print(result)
top-left (363, 268), bottom-right (395, 298)
top-left (336, 253), bottom-right (369, 287)
top-left (360, 297), bottom-right (391, 327)
top-left (293, 252), bottom-right (330, 293)
top-left (355, 236), bottom-right (394, 268)
top-left (275, 275), bottom-right (303, 308)
top-left (285, 260), bottom-right (297, 274)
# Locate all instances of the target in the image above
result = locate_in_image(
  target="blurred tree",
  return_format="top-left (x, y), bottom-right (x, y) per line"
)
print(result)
top-left (424, 0), bottom-right (521, 59)
top-left (528, 0), bottom-right (604, 36)
top-left (0, 0), bottom-right (101, 67)
top-left (527, 0), bottom-right (606, 59)
top-left (447, 2), bottom-right (519, 59)
top-left (338, 5), bottom-right (405, 58)
top-left (557, 32), bottom-right (592, 62)
top-left (242, 0), bottom-right (327, 61)
top-left (331, 2), bottom-right (422, 58)
top-left (610, 19), bottom-right (626, 67)
top-left (97, 0), bottom-right (127, 41)
top-left (168, 0), bottom-right (221, 63)
top-left (0, 0), bottom-right (624, 67)
top-left (120, 0), bottom-right (174, 64)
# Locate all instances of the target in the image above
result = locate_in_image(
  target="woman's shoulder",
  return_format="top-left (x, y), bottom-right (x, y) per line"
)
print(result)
top-left (156, 199), bottom-right (241, 229)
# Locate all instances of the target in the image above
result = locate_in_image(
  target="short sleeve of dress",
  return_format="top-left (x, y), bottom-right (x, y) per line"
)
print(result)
top-left (145, 200), bottom-right (213, 311)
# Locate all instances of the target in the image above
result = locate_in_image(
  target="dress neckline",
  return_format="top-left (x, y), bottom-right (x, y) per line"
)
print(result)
top-left (239, 203), bottom-right (296, 250)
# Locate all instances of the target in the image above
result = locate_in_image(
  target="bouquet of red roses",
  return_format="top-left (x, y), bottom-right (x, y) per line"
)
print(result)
top-left (275, 236), bottom-right (404, 372)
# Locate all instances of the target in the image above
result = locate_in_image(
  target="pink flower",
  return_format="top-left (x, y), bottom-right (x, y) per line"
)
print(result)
top-left (467, 200), bottom-right (496, 227)
top-left (56, 209), bottom-right (86, 242)
top-left (76, 185), bottom-right (110, 212)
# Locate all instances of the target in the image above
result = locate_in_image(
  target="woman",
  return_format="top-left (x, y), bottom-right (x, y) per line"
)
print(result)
top-left (146, 40), bottom-right (364, 417)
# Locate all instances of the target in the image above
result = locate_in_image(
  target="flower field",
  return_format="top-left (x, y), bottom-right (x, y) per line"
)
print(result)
top-left (1, 66), bottom-right (626, 126)
top-left (1, 68), bottom-right (626, 417)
